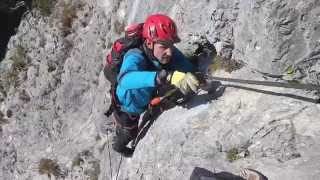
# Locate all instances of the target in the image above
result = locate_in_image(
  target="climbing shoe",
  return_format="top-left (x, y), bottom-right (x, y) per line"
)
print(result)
top-left (120, 147), bottom-right (134, 158)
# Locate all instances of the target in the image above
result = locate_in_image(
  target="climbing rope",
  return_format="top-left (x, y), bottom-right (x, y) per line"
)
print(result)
top-left (105, 128), bottom-right (124, 180)
top-left (105, 128), bottom-right (113, 180)
top-left (116, 155), bottom-right (123, 180)
top-left (104, 89), bottom-right (125, 180)
top-left (103, 90), bottom-right (114, 180)
top-left (207, 76), bottom-right (320, 91)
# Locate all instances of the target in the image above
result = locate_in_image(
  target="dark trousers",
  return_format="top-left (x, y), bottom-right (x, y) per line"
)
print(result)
top-left (111, 110), bottom-right (139, 154)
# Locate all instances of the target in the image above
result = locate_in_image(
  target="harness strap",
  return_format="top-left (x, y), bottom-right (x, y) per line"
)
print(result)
top-left (113, 108), bottom-right (139, 129)
top-left (105, 86), bottom-right (119, 117)
top-left (105, 86), bottom-right (139, 129)
top-left (113, 116), bottom-right (138, 130)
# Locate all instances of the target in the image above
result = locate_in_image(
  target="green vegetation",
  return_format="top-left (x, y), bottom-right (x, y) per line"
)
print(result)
top-left (226, 148), bottom-right (240, 162)
top-left (32, 0), bottom-right (56, 16)
top-left (285, 65), bottom-right (297, 79)
top-left (71, 151), bottom-right (100, 180)
top-left (38, 158), bottom-right (62, 178)
top-left (114, 20), bottom-right (125, 35)
top-left (61, 3), bottom-right (78, 36)
top-left (11, 46), bottom-right (27, 70)
top-left (0, 111), bottom-right (9, 125)
top-left (0, 83), bottom-right (7, 99)
top-left (286, 65), bottom-right (294, 75)
top-left (209, 55), bottom-right (243, 73)
top-left (87, 160), bottom-right (100, 180)
top-left (5, 45), bottom-right (28, 89)
top-left (71, 155), bottom-right (84, 168)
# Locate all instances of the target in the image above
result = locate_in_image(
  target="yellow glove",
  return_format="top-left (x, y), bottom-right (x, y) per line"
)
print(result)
top-left (169, 71), bottom-right (200, 95)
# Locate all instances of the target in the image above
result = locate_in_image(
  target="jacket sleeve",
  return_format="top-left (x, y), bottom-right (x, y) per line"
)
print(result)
top-left (117, 50), bottom-right (157, 89)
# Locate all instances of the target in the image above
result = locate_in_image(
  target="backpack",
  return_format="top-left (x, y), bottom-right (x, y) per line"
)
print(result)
top-left (103, 23), bottom-right (144, 86)
top-left (103, 23), bottom-right (144, 117)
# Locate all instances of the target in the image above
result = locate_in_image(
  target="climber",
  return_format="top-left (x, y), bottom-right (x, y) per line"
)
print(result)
top-left (109, 14), bottom-right (200, 157)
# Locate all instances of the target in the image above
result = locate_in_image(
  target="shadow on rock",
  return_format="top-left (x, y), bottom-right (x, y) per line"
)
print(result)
top-left (190, 167), bottom-right (244, 180)
top-left (184, 81), bottom-right (226, 109)
top-left (132, 105), bottom-right (163, 148)
top-left (133, 81), bottom-right (225, 148)
top-left (190, 167), bottom-right (268, 180)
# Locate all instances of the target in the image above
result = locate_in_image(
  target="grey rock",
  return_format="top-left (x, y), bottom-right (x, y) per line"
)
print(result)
top-left (0, 0), bottom-right (319, 180)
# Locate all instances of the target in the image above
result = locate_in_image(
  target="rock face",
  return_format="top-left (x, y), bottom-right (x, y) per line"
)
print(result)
top-left (0, 0), bottom-right (319, 180)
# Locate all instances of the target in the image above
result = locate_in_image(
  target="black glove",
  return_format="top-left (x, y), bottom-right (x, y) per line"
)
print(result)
top-left (156, 69), bottom-right (169, 85)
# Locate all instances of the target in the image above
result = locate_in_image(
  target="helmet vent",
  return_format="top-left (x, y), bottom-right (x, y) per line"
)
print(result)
top-left (149, 25), bottom-right (157, 39)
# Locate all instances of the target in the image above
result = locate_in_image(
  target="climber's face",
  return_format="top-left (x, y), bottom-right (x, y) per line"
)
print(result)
top-left (153, 42), bottom-right (173, 64)
top-left (147, 41), bottom-right (173, 64)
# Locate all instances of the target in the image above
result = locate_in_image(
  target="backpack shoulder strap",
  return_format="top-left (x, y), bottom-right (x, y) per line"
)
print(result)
top-left (125, 47), bottom-right (144, 56)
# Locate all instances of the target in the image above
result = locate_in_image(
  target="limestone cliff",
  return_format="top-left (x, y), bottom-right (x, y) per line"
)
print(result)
top-left (0, 0), bottom-right (319, 179)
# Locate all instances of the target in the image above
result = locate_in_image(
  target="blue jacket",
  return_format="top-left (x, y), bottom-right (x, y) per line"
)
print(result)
top-left (116, 47), bottom-right (194, 114)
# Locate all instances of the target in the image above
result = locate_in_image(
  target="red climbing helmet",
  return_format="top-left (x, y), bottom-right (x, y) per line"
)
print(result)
top-left (142, 14), bottom-right (181, 44)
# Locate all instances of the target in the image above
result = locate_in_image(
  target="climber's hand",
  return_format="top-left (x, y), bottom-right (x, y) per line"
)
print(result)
top-left (169, 71), bottom-right (200, 95)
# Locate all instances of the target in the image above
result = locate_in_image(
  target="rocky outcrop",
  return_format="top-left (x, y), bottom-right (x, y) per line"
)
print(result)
top-left (0, 0), bottom-right (319, 180)
top-left (0, 0), bottom-right (109, 179)
top-left (233, 0), bottom-right (320, 84)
